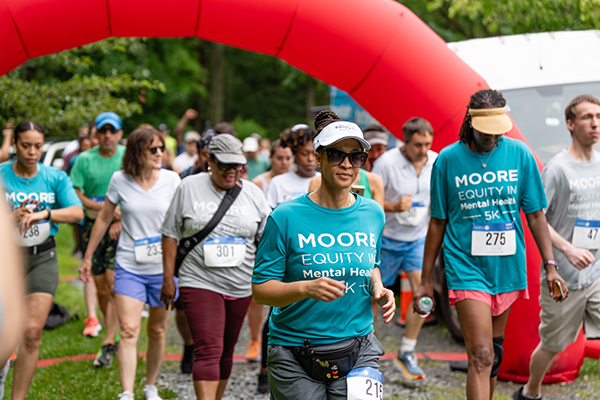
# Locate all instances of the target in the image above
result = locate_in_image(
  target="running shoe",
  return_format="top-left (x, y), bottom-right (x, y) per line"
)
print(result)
top-left (257, 370), bottom-right (270, 394)
top-left (93, 343), bottom-right (117, 367)
top-left (181, 344), bottom-right (194, 374)
top-left (512, 385), bottom-right (542, 400)
top-left (118, 391), bottom-right (134, 400)
top-left (143, 385), bottom-right (163, 400)
top-left (245, 339), bottom-right (261, 362)
top-left (0, 360), bottom-right (9, 399)
top-left (394, 351), bottom-right (426, 379)
top-left (83, 316), bottom-right (102, 337)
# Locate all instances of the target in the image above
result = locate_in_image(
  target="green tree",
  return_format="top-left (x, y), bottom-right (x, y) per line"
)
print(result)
top-left (400, 0), bottom-right (600, 41)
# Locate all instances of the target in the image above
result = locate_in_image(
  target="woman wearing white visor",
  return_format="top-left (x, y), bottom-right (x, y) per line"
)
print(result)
top-left (253, 110), bottom-right (395, 400)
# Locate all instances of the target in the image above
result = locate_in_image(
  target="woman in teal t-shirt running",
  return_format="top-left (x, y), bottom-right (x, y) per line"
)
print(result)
top-left (414, 90), bottom-right (568, 400)
top-left (0, 121), bottom-right (83, 400)
top-left (253, 111), bottom-right (395, 400)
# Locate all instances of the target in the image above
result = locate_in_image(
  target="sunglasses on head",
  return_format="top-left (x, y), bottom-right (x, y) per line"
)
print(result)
top-left (211, 156), bottom-right (244, 172)
top-left (325, 148), bottom-right (368, 168)
top-left (148, 145), bottom-right (165, 155)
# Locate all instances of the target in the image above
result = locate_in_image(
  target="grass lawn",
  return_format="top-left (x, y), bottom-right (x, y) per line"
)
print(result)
top-left (2, 224), bottom-right (179, 399)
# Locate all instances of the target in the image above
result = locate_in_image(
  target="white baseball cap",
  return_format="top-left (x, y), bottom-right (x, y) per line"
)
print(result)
top-left (313, 121), bottom-right (371, 151)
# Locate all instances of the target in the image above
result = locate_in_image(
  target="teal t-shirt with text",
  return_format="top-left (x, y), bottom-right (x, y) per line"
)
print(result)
top-left (0, 162), bottom-right (83, 237)
top-left (252, 193), bottom-right (385, 346)
top-left (430, 138), bottom-right (547, 294)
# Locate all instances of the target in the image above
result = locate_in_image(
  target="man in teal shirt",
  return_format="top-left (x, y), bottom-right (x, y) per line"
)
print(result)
top-left (71, 111), bottom-right (126, 367)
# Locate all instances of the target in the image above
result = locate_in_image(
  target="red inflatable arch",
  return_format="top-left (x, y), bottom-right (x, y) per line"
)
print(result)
top-left (0, 0), bottom-right (586, 383)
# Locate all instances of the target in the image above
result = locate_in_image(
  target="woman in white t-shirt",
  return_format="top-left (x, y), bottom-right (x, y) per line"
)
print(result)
top-left (80, 126), bottom-right (181, 400)
top-left (266, 124), bottom-right (319, 208)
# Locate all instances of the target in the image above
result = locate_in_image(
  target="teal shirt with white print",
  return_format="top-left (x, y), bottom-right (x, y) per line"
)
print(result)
top-left (0, 162), bottom-right (83, 238)
top-left (252, 193), bottom-right (385, 346)
top-left (430, 138), bottom-right (547, 294)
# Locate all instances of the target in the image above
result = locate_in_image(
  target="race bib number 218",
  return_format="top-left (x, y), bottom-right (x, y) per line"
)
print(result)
top-left (347, 367), bottom-right (383, 400)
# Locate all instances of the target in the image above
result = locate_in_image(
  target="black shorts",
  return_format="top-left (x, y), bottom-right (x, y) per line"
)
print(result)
top-left (82, 217), bottom-right (117, 276)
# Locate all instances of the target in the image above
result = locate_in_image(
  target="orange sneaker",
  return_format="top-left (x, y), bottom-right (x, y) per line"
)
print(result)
top-left (83, 316), bottom-right (102, 337)
top-left (245, 339), bottom-right (261, 362)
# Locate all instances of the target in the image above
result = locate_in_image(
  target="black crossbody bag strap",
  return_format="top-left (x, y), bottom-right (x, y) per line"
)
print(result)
top-left (174, 180), bottom-right (243, 277)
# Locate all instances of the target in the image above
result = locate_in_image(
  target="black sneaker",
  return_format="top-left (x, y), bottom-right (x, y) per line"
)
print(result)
top-left (257, 371), bottom-right (269, 394)
top-left (93, 343), bottom-right (116, 367)
top-left (181, 345), bottom-right (194, 374)
top-left (512, 385), bottom-right (542, 400)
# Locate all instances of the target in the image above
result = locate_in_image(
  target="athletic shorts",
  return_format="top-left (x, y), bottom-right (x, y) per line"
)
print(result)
top-left (380, 236), bottom-right (426, 287)
top-left (82, 217), bottom-right (117, 276)
top-left (26, 244), bottom-right (59, 295)
top-left (267, 331), bottom-right (385, 400)
top-left (113, 263), bottom-right (178, 308)
top-left (449, 288), bottom-right (529, 317)
top-left (539, 275), bottom-right (600, 354)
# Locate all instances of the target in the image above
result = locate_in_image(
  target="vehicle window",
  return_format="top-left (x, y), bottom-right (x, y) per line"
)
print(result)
top-left (503, 82), bottom-right (600, 163)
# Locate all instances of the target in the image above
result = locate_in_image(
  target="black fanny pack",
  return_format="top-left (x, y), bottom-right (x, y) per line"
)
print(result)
top-left (291, 337), bottom-right (362, 382)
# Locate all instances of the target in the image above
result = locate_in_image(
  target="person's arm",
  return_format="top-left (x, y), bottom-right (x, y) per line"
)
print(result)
top-left (308, 175), bottom-right (321, 192)
top-left (369, 267), bottom-right (396, 323)
top-left (74, 188), bottom-right (103, 211)
top-left (173, 109), bottom-right (198, 145)
top-left (19, 205), bottom-right (83, 234)
top-left (384, 194), bottom-right (412, 213)
top-left (546, 223), bottom-right (595, 270)
top-left (367, 172), bottom-right (385, 209)
top-left (0, 122), bottom-right (13, 163)
top-left (526, 210), bottom-right (569, 301)
top-left (78, 200), bottom-right (118, 283)
top-left (160, 236), bottom-right (178, 309)
top-left (413, 217), bottom-right (447, 314)
top-left (251, 175), bottom-right (263, 191)
top-left (252, 278), bottom-right (346, 308)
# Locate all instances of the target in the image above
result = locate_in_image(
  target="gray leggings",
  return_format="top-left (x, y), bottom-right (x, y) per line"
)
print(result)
top-left (267, 331), bottom-right (385, 400)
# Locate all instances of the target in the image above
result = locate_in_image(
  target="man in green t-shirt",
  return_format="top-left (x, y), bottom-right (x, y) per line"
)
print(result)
top-left (71, 111), bottom-right (126, 367)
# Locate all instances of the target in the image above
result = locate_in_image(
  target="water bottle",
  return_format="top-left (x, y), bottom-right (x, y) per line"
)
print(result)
top-left (418, 297), bottom-right (433, 318)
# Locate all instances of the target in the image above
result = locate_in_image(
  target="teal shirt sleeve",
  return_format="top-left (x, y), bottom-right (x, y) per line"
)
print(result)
top-left (69, 153), bottom-right (86, 190)
top-left (55, 169), bottom-right (83, 210)
top-left (430, 157), bottom-right (448, 220)
top-left (252, 215), bottom-right (287, 284)
top-left (519, 145), bottom-right (548, 214)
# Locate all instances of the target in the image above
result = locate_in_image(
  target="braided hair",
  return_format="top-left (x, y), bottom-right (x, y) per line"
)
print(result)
top-left (279, 124), bottom-right (316, 155)
top-left (459, 89), bottom-right (506, 148)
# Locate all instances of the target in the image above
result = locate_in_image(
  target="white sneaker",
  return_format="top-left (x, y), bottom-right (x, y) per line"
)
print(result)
top-left (118, 391), bottom-right (134, 399)
top-left (143, 385), bottom-right (163, 400)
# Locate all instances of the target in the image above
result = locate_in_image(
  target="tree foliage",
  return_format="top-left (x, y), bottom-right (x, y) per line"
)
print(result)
top-left (400, 0), bottom-right (600, 41)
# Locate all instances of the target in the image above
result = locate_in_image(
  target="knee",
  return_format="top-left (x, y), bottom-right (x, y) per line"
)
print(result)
top-left (468, 344), bottom-right (494, 374)
top-left (119, 321), bottom-right (140, 340)
top-left (147, 323), bottom-right (166, 342)
top-left (22, 326), bottom-right (44, 352)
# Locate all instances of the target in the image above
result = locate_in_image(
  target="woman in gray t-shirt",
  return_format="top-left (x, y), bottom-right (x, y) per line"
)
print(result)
top-left (160, 134), bottom-right (270, 400)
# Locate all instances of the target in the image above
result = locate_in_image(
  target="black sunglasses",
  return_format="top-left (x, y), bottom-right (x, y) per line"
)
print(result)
top-left (148, 145), bottom-right (165, 155)
top-left (98, 127), bottom-right (118, 134)
top-left (325, 148), bottom-right (368, 168)
top-left (211, 156), bottom-right (244, 172)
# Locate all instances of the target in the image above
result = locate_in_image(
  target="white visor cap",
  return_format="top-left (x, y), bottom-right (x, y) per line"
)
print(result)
top-left (313, 121), bottom-right (371, 151)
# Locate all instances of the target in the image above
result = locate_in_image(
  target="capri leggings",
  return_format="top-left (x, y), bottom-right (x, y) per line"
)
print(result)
top-left (179, 287), bottom-right (252, 381)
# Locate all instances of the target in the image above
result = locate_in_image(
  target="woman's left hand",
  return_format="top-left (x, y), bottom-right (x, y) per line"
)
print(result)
top-left (371, 280), bottom-right (396, 324)
top-left (108, 221), bottom-right (122, 241)
top-left (19, 210), bottom-right (47, 234)
top-left (160, 276), bottom-right (177, 310)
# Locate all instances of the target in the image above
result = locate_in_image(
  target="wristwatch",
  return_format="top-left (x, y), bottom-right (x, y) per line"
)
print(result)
top-left (544, 260), bottom-right (558, 271)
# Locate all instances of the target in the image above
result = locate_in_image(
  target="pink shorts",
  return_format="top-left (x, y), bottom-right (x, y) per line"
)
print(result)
top-left (448, 288), bottom-right (529, 317)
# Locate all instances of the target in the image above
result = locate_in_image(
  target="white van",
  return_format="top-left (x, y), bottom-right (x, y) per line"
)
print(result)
top-left (448, 29), bottom-right (600, 163)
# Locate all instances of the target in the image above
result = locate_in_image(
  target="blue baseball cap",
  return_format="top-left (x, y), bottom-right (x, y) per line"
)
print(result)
top-left (95, 112), bottom-right (123, 130)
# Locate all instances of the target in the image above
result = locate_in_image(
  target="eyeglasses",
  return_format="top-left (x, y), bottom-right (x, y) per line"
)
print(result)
top-left (148, 145), bottom-right (165, 155)
top-left (98, 127), bottom-right (118, 134)
top-left (212, 156), bottom-right (244, 172)
top-left (325, 148), bottom-right (368, 168)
